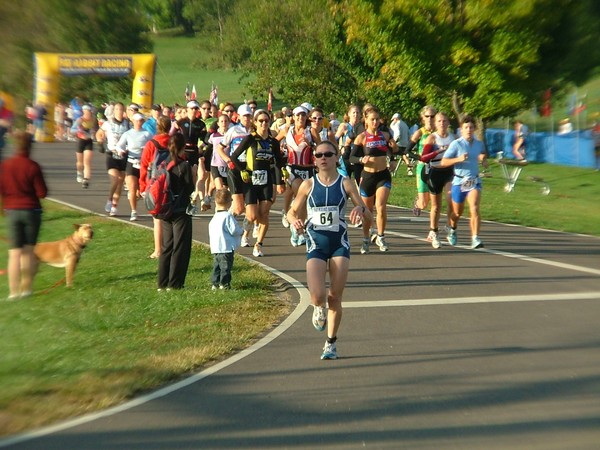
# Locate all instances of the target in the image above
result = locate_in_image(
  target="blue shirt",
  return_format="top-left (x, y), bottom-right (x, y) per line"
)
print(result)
top-left (444, 136), bottom-right (485, 185)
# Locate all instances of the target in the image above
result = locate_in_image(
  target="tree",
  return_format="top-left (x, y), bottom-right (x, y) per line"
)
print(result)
top-left (340, 0), bottom-right (600, 123)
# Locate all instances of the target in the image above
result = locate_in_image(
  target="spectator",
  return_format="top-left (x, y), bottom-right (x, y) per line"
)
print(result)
top-left (0, 131), bottom-right (48, 299)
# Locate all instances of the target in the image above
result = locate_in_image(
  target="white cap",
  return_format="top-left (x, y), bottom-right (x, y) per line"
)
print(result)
top-left (132, 113), bottom-right (144, 121)
top-left (237, 104), bottom-right (253, 116)
top-left (301, 102), bottom-right (313, 112)
top-left (187, 100), bottom-right (200, 108)
top-left (293, 106), bottom-right (308, 115)
top-left (82, 104), bottom-right (92, 111)
top-left (392, 113), bottom-right (400, 120)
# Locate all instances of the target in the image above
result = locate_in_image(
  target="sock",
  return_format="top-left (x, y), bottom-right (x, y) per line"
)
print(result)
top-left (327, 336), bottom-right (337, 344)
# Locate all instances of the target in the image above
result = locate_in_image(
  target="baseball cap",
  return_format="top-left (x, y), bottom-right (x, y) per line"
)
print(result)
top-left (187, 100), bottom-right (200, 109)
top-left (392, 113), bottom-right (400, 120)
top-left (301, 102), bottom-right (313, 112)
top-left (151, 104), bottom-right (161, 111)
top-left (82, 104), bottom-right (92, 111)
top-left (293, 106), bottom-right (308, 115)
top-left (237, 104), bottom-right (253, 116)
top-left (132, 113), bottom-right (144, 121)
top-left (128, 103), bottom-right (140, 111)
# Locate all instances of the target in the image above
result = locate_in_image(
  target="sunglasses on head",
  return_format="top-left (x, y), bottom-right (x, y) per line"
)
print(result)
top-left (314, 151), bottom-right (335, 158)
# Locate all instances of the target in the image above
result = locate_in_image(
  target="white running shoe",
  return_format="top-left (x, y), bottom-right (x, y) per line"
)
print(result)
top-left (252, 243), bottom-right (264, 257)
top-left (109, 206), bottom-right (117, 217)
top-left (281, 209), bottom-right (290, 228)
top-left (130, 210), bottom-right (138, 221)
top-left (76, 172), bottom-right (83, 183)
top-left (321, 341), bottom-right (338, 360)
top-left (241, 235), bottom-right (250, 248)
top-left (428, 230), bottom-right (441, 249)
top-left (375, 235), bottom-right (389, 252)
top-left (105, 200), bottom-right (112, 213)
top-left (290, 228), bottom-right (299, 247)
top-left (297, 233), bottom-right (306, 245)
top-left (471, 236), bottom-right (484, 249)
top-left (447, 228), bottom-right (457, 246)
top-left (312, 305), bottom-right (327, 331)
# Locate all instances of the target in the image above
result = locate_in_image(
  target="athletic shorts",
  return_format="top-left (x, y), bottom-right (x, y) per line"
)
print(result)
top-left (451, 180), bottom-right (482, 204)
top-left (416, 163), bottom-right (429, 193)
top-left (227, 169), bottom-right (245, 195)
top-left (359, 169), bottom-right (392, 198)
top-left (5, 209), bottom-right (42, 249)
top-left (106, 154), bottom-right (126, 172)
top-left (305, 227), bottom-right (350, 261)
top-left (243, 182), bottom-right (274, 205)
top-left (126, 161), bottom-right (140, 178)
top-left (288, 165), bottom-right (314, 184)
top-left (76, 138), bottom-right (93, 153)
top-left (422, 165), bottom-right (453, 195)
top-left (211, 165), bottom-right (228, 183)
top-left (184, 149), bottom-right (200, 167)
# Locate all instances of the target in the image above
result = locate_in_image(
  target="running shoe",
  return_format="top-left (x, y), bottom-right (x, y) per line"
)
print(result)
top-left (370, 232), bottom-right (378, 244)
top-left (297, 233), bottom-right (306, 245)
top-left (447, 228), bottom-right (457, 246)
top-left (290, 228), bottom-right (299, 247)
top-left (428, 230), bottom-right (441, 249)
top-left (375, 235), bottom-right (389, 252)
top-left (76, 172), bottom-right (83, 183)
top-left (105, 200), bottom-right (112, 213)
top-left (407, 168), bottom-right (414, 176)
top-left (281, 209), bottom-right (290, 228)
top-left (360, 238), bottom-right (370, 254)
top-left (471, 236), bottom-right (484, 249)
top-left (82, 178), bottom-right (89, 189)
top-left (412, 196), bottom-right (421, 217)
top-left (252, 223), bottom-right (259, 239)
top-left (312, 305), bottom-right (327, 331)
top-left (201, 196), bottom-right (212, 211)
top-left (109, 206), bottom-right (117, 217)
top-left (130, 210), bottom-right (138, 221)
top-left (353, 219), bottom-right (363, 228)
top-left (252, 243), bottom-right (264, 257)
top-left (241, 235), bottom-right (250, 248)
top-left (321, 341), bottom-right (338, 360)
top-left (186, 203), bottom-right (198, 216)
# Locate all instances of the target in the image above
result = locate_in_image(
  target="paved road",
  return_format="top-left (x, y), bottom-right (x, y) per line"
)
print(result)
top-left (3, 143), bottom-right (600, 449)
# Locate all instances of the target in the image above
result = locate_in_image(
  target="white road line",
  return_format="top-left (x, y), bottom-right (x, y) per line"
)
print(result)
top-left (344, 291), bottom-right (600, 308)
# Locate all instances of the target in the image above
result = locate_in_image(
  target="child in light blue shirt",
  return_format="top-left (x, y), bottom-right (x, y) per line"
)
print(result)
top-left (208, 189), bottom-right (243, 289)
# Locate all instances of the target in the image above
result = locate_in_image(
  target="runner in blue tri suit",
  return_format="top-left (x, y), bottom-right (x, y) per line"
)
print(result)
top-left (287, 140), bottom-right (371, 361)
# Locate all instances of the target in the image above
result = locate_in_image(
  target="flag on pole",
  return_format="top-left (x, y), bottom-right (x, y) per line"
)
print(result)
top-left (191, 84), bottom-right (197, 100)
top-left (210, 82), bottom-right (218, 106)
top-left (267, 87), bottom-right (273, 112)
top-left (185, 83), bottom-right (190, 101)
top-left (540, 88), bottom-right (552, 117)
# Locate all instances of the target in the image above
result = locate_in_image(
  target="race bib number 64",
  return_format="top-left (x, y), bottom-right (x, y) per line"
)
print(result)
top-left (311, 206), bottom-right (340, 232)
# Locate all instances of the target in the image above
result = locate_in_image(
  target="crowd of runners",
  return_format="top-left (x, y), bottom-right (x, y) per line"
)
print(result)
top-left (48, 96), bottom-right (489, 360)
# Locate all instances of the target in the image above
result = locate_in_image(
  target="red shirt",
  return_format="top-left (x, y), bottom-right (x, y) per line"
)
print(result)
top-left (0, 155), bottom-right (48, 209)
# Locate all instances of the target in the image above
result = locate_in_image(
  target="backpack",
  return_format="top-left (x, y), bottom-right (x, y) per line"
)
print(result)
top-left (144, 139), bottom-right (176, 220)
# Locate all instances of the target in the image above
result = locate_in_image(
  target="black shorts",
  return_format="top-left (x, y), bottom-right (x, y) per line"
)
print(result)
top-left (126, 161), bottom-right (140, 177)
top-left (211, 165), bottom-right (228, 182)
top-left (106, 154), bottom-right (127, 172)
top-left (243, 182), bottom-right (274, 205)
top-left (421, 165), bottom-right (453, 194)
top-left (227, 169), bottom-right (245, 195)
top-left (76, 138), bottom-right (93, 153)
top-left (359, 169), bottom-right (392, 197)
top-left (184, 149), bottom-right (199, 167)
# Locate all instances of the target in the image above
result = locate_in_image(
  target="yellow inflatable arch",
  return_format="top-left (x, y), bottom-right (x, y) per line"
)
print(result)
top-left (34, 53), bottom-right (156, 142)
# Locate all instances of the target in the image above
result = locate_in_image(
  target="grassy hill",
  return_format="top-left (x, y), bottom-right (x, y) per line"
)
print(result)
top-left (152, 35), bottom-right (254, 107)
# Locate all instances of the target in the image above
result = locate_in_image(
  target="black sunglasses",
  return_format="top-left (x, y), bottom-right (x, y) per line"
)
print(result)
top-left (314, 151), bottom-right (335, 158)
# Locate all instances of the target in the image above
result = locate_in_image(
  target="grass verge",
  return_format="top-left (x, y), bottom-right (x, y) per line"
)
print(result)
top-left (388, 161), bottom-right (600, 237)
top-left (0, 202), bottom-right (292, 436)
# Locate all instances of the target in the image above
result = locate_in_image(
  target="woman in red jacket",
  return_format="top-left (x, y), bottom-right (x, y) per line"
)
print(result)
top-left (0, 130), bottom-right (48, 299)
top-left (140, 115), bottom-right (172, 259)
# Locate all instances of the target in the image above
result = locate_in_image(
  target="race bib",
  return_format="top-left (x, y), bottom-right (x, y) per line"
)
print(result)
top-left (460, 177), bottom-right (478, 192)
top-left (296, 169), bottom-right (310, 180)
top-left (311, 206), bottom-right (340, 232)
top-left (217, 165), bottom-right (228, 177)
top-left (252, 169), bottom-right (268, 186)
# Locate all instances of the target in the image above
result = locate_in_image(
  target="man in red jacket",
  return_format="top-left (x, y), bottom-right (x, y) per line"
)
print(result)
top-left (0, 130), bottom-right (48, 299)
